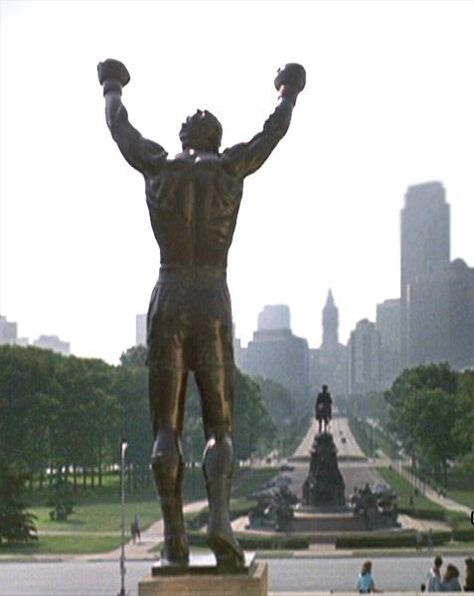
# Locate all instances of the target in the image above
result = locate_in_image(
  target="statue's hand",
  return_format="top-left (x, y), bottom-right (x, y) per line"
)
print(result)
top-left (97, 59), bottom-right (130, 93)
top-left (274, 63), bottom-right (306, 104)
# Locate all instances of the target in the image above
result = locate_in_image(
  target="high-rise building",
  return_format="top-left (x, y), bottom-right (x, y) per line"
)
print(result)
top-left (257, 305), bottom-right (291, 331)
top-left (311, 290), bottom-right (347, 397)
top-left (400, 181), bottom-right (450, 365)
top-left (376, 298), bottom-right (401, 388)
top-left (0, 315), bottom-right (17, 344)
top-left (408, 259), bottom-right (474, 369)
top-left (136, 313), bottom-right (147, 346)
top-left (348, 319), bottom-right (381, 396)
top-left (322, 290), bottom-right (338, 350)
top-left (33, 335), bottom-right (70, 356)
top-left (240, 305), bottom-right (310, 405)
top-left (0, 315), bottom-right (28, 346)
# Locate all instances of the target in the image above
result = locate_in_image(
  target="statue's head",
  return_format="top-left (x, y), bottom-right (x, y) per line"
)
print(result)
top-left (322, 384), bottom-right (328, 391)
top-left (179, 109), bottom-right (223, 153)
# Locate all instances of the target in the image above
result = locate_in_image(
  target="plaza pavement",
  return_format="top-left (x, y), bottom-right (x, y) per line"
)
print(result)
top-left (0, 555), bottom-right (472, 595)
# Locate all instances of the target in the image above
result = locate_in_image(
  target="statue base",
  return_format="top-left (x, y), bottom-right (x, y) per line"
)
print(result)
top-left (138, 553), bottom-right (268, 596)
top-left (289, 509), bottom-right (366, 533)
top-left (302, 432), bottom-right (346, 508)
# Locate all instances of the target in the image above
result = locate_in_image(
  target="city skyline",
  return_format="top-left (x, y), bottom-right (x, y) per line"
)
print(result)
top-left (2, 1), bottom-right (474, 364)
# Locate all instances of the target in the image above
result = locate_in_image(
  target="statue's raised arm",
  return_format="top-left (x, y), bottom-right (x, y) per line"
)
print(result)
top-left (97, 59), bottom-right (167, 175)
top-left (222, 63), bottom-right (306, 179)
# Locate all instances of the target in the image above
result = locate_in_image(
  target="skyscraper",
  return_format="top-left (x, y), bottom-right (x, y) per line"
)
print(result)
top-left (322, 289), bottom-right (338, 351)
top-left (240, 304), bottom-right (310, 405)
top-left (136, 313), bottom-right (147, 346)
top-left (376, 298), bottom-right (401, 387)
top-left (400, 181), bottom-right (450, 365)
top-left (408, 259), bottom-right (474, 369)
top-left (0, 315), bottom-right (28, 347)
top-left (32, 335), bottom-right (70, 356)
top-left (348, 319), bottom-right (381, 396)
top-left (310, 291), bottom-right (347, 398)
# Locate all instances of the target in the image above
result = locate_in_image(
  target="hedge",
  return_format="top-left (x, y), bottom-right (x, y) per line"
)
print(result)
top-left (335, 530), bottom-right (451, 549)
top-left (187, 531), bottom-right (309, 550)
top-left (452, 527), bottom-right (474, 542)
top-left (185, 500), bottom-right (254, 530)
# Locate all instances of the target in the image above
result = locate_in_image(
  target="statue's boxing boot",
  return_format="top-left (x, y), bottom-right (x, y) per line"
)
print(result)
top-left (151, 435), bottom-right (189, 565)
top-left (159, 495), bottom-right (189, 564)
top-left (206, 476), bottom-right (244, 569)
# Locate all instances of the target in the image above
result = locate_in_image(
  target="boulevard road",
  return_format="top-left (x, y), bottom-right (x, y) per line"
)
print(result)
top-left (0, 555), bottom-right (470, 595)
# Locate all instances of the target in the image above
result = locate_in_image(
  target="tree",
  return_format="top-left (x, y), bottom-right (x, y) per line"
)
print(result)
top-left (0, 346), bottom-right (61, 480)
top-left (234, 370), bottom-right (275, 460)
top-left (0, 455), bottom-right (37, 544)
top-left (385, 363), bottom-right (468, 486)
top-left (253, 376), bottom-right (296, 423)
top-left (396, 388), bottom-right (464, 485)
top-left (385, 362), bottom-right (457, 408)
top-left (120, 345), bottom-right (147, 367)
top-left (453, 370), bottom-right (474, 456)
top-left (47, 478), bottom-right (75, 521)
top-left (385, 363), bottom-right (457, 447)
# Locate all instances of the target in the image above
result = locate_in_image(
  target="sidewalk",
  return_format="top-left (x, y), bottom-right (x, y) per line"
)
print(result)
top-left (82, 498), bottom-right (208, 561)
top-left (390, 462), bottom-right (471, 515)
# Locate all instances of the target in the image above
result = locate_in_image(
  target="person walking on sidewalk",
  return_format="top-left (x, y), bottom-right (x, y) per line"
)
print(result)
top-left (464, 557), bottom-right (474, 592)
top-left (426, 555), bottom-right (443, 592)
top-left (440, 564), bottom-right (462, 592)
top-left (356, 561), bottom-right (381, 593)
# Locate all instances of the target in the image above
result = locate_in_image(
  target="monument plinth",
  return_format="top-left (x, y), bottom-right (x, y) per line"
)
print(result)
top-left (302, 432), bottom-right (345, 508)
top-left (139, 554), bottom-right (267, 596)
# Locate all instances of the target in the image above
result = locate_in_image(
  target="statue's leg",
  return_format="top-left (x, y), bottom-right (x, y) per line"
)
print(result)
top-left (149, 366), bottom-right (189, 564)
top-left (195, 366), bottom-right (245, 568)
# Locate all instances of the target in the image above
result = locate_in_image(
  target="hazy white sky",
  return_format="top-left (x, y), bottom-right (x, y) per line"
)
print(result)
top-left (1, 0), bottom-right (474, 364)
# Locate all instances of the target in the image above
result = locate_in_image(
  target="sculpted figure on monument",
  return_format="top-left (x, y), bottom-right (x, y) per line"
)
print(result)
top-left (97, 59), bottom-right (305, 568)
top-left (315, 384), bottom-right (332, 434)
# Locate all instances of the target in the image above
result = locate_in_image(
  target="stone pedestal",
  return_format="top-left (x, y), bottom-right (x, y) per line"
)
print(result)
top-left (302, 432), bottom-right (345, 507)
top-left (138, 554), bottom-right (268, 596)
top-left (289, 509), bottom-right (366, 532)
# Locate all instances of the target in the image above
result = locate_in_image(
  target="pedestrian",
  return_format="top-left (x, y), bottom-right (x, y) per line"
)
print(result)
top-left (426, 555), bottom-right (443, 592)
top-left (464, 557), bottom-right (474, 592)
top-left (440, 564), bottom-right (462, 592)
top-left (356, 560), bottom-right (381, 593)
top-left (416, 529), bottom-right (423, 552)
top-left (427, 528), bottom-right (433, 552)
top-left (132, 514), bottom-right (141, 544)
top-left (130, 520), bottom-right (137, 543)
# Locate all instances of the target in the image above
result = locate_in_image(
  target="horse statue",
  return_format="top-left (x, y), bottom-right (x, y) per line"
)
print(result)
top-left (315, 385), bottom-right (332, 434)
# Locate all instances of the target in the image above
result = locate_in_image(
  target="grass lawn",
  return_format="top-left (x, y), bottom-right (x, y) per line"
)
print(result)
top-left (0, 534), bottom-right (121, 555)
top-left (376, 467), bottom-right (445, 513)
top-left (31, 498), bottom-right (161, 533)
top-left (446, 468), bottom-right (474, 509)
top-left (448, 490), bottom-right (473, 509)
top-left (0, 467), bottom-right (276, 557)
top-left (232, 467), bottom-right (277, 499)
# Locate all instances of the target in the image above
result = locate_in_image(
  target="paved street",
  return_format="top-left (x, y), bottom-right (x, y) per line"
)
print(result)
top-left (289, 414), bottom-right (383, 500)
top-left (0, 555), bottom-right (471, 595)
top-left (292, 413), bottom-right (366, 461)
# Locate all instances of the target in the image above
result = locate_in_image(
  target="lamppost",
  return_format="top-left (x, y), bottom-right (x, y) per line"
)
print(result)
top-left (118, 440), bottom-right (128, 596)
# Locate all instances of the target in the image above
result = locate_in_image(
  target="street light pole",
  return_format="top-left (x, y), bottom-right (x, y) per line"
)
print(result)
top-left (118, 440), bottom-right (128, 596)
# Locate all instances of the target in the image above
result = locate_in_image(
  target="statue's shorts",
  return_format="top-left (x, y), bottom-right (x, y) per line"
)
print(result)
top-left (146, 267), bottom-right (234, 371)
